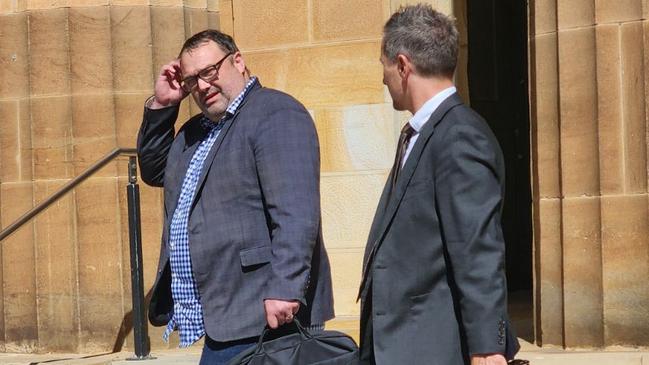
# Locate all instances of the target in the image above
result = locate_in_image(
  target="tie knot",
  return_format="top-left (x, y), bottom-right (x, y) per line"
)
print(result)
top-left (401, 123), bottom-right (415, 138)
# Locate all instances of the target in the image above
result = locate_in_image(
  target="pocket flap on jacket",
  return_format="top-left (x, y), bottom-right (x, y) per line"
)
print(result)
top-left (239, 245), bottom-right (272, 267)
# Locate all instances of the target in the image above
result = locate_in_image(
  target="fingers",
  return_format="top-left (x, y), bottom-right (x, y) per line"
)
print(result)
top-left (266, 311), bottom-right (279, 329)
top-left (264, 299), bottom-right (300, 329)
top-left (159, 61), bottom-right (182, 90)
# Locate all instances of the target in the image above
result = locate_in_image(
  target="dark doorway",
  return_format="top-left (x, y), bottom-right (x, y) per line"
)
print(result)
top-left (466, 0), bottom-right (533, 341)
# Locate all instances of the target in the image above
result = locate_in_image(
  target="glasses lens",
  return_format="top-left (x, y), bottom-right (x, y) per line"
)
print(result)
top-left (181, 77), bottom-right (197, 92)
top-left (199, 65), bottom-right (219, 82)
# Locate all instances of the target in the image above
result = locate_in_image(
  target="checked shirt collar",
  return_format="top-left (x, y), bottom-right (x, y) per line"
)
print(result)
top-left (164, 76), bottom-right (257, 347)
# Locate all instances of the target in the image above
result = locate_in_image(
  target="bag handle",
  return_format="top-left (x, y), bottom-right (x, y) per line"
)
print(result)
top-left (253, 318), bottom-right (312, 354)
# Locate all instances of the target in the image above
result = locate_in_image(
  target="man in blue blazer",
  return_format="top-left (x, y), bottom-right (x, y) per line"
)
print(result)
top-left (358, 5), bottom-right (519, 365)
top-left (137, 29), bottom-right (334, 364)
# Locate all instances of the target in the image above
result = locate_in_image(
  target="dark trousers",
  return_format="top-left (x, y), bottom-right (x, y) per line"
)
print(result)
top-left (199, 335), bottom-right (257, 365)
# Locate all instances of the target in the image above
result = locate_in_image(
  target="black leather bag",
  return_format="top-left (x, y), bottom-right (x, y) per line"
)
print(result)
top-left (227, 319), bottom-right (359, 365)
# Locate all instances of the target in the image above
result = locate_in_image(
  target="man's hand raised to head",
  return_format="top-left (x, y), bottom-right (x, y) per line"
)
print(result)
top-left (264, 299), bottom-right (300, 329)
top-left (471, 353), bottom-right (507, 365)
top-left (150, 59), bottom-right (188, 109)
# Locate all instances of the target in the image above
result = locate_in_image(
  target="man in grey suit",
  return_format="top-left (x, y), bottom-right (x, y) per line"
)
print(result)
top-left (358, 5), bottom-right (519, 365)
top-left (137, 29), bottom-right (334, 364)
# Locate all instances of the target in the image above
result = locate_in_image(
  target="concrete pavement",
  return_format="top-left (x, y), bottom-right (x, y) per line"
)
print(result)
top-left (2, 319), bottom-right (649, 365)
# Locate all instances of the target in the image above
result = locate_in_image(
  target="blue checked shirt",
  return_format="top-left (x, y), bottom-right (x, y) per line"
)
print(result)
top-left (164, 77), bottom-right (258, 347)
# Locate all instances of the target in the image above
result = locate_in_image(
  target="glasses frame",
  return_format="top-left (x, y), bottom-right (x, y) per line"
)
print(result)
top-left (180, 52), bottom-right (233, 92)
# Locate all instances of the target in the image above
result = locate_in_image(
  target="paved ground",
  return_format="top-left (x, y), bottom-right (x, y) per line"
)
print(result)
top-left (1, 340), bottom-right (649, 365)
top-left (1, 318), bottom-right (648, 364)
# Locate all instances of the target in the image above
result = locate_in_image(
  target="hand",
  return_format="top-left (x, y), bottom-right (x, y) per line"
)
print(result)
top-left (151, 59), bottom-right (188, 108)
top-left (471, 353), bottom-right (507, 365)
top-left (264, 299), bottom-right (300, 329)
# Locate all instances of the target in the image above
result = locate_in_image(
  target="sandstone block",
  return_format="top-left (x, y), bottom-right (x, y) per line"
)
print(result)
top-left (71, 94), bottom-right (117, 176)
top-left (600, 195), bottom-right (649, 345)
top-left (315, 103), bottom-right (396, 173)
top-left (536, 198), bottom-right (564, 346)
top-left (595, 24), bottom-right (623, 194)
top-left (0, 100), bottom-right (32, 182)
top-left (532, 0), bottom-right (557, 35)
top-left (620, 22), bottom-right (647, 194)
top-left (27, 0), bottom-right (71, 10)
top-left (110, 0), bottom-right (149, 5)
top-left (0, 182), bottom-right (37, 348)
top-left (110, 6), bottom-right (154, 93)
top-left (390, 0), bottom-right (452, 15)
top-left (321, 172), bottom-right (388, 249)
top-left (233, 0), bottom-right (308, 50)
top-left (69, 6), bottom-right (113, 93)
top-left (207, 0), bottom-right (218, 12)
top-left (30, 96), bottom-right (73, 180)
top-left (75, 177), bottom-right (124, 352)
top-left (558, 28), bottom-right (599, 197)
top-left (244, 41), bottom-right (384, 108)
top-left (207, 9), bottom-right (219, 30)
top-left (531, 33), bottom-right (560, 198)
top-left (327, 248), bottom-right (364, 316)
top-left (595, 0), bottom-right (643, 23)
top-left (28, 8), bottom-right (71, 96)
top-left (33, 180), bottom-right (79, 352)
top-left (0, 12), bottom-right (29, 98)
top-left (184, 7), bottom-right (210, 36)
top-left (150, 6), bottom-right (186, 72)
top-left (557, 0), bottom-right (594, 29)
top-left (218, 0), bottom-right (233, 36)
top-left (69, 0), bottom-right (109, 6)
top-left (562, 196), bottom-right (604, 348)
top-left (115, 93), bottom-right (151, 149)
top-left (150, 0), bottom-right (183, 6)
top-left (181, 0), bottom-right (206, 7)
top-left (312, 0), bottom-right (385, 42)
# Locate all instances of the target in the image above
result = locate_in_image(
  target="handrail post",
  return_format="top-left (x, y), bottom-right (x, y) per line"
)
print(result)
top-left (126, 156), bottom-right (152, 360)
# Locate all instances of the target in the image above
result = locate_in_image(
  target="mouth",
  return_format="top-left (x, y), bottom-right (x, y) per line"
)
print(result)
top-left (204, 89), bottom-right (221, 105)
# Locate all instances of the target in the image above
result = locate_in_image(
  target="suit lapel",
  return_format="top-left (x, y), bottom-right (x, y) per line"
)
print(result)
top-left (358, 93), bottom-right (463, 299)
top-left (165, 122), bottom-right (205, 221)
top-left (191, 82), bottom-right (262, 208)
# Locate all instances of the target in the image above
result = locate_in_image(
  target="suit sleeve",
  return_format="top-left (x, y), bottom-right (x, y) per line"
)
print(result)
top-left (253, 97), bottom-right (321, 305)
top-left (434, 119), bottom-right (508, 356)
top-left (136, 104), bottom-right (180, 187)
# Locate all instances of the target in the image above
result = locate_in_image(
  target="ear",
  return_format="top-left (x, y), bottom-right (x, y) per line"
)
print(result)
top-left (232, 51), bottom-right (247, 74)
top-left (396, 54), bottom-right (411, 79)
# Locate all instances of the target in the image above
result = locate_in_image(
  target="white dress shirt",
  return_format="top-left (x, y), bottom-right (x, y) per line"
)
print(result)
top-left (402, 86), bottom-right (457, 167)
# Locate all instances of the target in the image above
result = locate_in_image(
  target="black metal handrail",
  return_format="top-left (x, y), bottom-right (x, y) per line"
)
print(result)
top-left (0, 147), bottom-right (136, 241)
top-left (0, 146), bottom-right (152, 360)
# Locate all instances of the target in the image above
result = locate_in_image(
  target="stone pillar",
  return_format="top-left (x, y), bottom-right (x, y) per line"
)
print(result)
top-left (530, 0), bottom-right (649, 348)
top-left (0, 0), bottom-right (218, 353)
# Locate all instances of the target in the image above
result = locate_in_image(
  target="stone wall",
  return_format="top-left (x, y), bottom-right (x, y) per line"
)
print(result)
top-left (530, 0), bottom-right (649, 348)
top-left (0, 0), bottom-right (471, 354)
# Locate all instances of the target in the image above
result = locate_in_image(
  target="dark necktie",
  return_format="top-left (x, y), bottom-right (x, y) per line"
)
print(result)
top-left (391, 123), bottom-right (415, 187)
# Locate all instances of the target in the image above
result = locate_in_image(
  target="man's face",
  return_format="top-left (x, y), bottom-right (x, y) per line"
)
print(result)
top-left (180, 41), bottom-right (247, 121)
top-left (381, 54), bottom-right (405, 111)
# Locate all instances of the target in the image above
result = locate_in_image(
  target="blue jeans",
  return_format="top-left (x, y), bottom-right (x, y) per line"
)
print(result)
top-left (199, 335), bottom-right (257, 365)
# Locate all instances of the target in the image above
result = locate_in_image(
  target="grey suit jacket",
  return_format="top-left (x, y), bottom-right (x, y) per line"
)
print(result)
top-left (137, 80), bottom-right (334, 342)
top-left (358, 93), bottom-right (519, 364)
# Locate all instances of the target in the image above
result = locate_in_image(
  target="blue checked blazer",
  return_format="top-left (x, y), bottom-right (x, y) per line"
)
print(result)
top-left (137, 80), bottom-right (335, 342)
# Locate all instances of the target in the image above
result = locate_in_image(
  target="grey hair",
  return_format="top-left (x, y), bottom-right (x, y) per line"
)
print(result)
top-left (382, 4), bottom-right (459, 78)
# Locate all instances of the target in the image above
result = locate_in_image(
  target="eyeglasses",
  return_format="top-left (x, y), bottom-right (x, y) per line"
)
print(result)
top-left (180, 52), bottom-right (233, 92)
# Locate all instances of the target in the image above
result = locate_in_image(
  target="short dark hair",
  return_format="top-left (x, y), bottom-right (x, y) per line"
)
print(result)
top-left (382, 4), bottom-right (458, 78)
top-left (179, 29), bottom-right (239, 57)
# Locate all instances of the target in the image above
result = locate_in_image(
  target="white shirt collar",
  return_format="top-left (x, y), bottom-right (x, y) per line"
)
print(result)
top-left (408, 86), bottom-right (457, 132)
